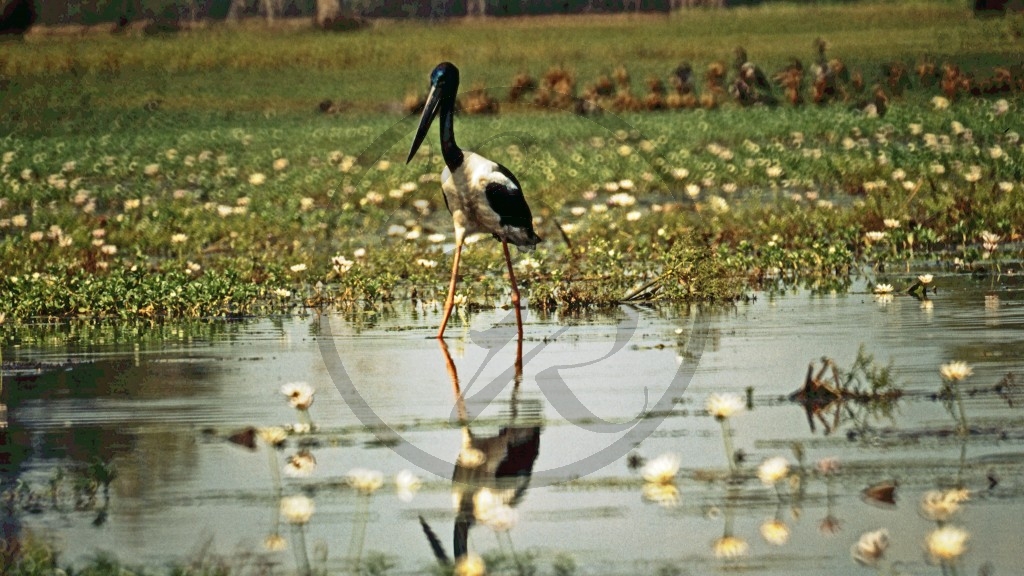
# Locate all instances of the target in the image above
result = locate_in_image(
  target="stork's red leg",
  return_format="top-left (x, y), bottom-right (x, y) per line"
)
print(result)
top-left (437, 339), bottom-right (467, 422)
top-left (437, 239), bottom-right (463, 339)
top-left (501, 240), bottom-right (524, 340)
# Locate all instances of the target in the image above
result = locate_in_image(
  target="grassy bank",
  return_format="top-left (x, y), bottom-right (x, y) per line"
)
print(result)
top-left (1, 1), bottom-right (1023, 327)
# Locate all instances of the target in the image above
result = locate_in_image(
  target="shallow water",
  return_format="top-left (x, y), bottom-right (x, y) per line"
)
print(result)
top-left (3, 273), bottom-right (1024, 575)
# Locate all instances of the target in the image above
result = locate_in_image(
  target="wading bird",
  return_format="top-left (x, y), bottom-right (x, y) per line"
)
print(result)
top-left (407, 62), bottom-right (542, 340)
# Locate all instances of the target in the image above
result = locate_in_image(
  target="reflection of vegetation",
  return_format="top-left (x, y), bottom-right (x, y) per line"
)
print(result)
top-left (421, 548), bottom-right (578, 576)
top-left (354, 552), bottom-right (397, 576)
top-left (0, 318), bottom-right (256, 349)
top-left (3, 459), bottom-right (116, 524)
top-left (4, 533), bottom-right (277, 576)
top-left (790, 345), bottom-right (902, 435)
top-left (995, 372), bottom-right (1023, 408)
top-left (482, 549), bottom-right (540, 576)
top-left (711, 487), bottom-right (749, 562)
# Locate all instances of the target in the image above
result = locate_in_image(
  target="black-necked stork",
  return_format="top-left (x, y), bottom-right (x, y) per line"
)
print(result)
top-left (407, 62), bottom-right (542, 340)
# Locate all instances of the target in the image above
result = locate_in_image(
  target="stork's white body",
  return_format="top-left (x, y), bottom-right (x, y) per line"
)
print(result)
top-left (442, 153), bottom-right (503, 243)
top-left (441, 152), bottom-right (537, 249)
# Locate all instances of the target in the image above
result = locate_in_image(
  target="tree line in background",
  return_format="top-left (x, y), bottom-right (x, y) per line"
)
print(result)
top-left (0, 0), bottom-right (1019, 37)
top-left (3, 0), bottom-right (719, 30)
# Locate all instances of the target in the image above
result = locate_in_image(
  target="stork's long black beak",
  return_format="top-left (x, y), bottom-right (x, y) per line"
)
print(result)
top-left (407, 85), bottom-right (440, 164)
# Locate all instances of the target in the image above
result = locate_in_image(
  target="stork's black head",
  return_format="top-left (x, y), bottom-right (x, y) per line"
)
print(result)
top-left (430, 62), bottom-right (460, 91)
top-left (407, 62), bottom-right (462, 164)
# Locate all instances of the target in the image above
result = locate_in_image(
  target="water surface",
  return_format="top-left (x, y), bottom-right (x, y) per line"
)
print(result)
top-left (3, 274), bottom-right (1023, 574)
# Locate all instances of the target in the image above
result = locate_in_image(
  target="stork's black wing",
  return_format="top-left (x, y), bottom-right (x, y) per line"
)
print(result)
top-left (485, 164), bottom-right (535, 230)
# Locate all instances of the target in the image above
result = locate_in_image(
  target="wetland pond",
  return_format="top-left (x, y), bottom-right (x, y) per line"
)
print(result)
top-left (2, 274), bottom-right (1023, 575)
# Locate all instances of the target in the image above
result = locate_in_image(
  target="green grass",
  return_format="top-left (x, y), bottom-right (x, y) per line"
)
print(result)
top-left (1, 1), bottom-right (1023, 328)
top-left (3, 2), bottom-right (1022, 113)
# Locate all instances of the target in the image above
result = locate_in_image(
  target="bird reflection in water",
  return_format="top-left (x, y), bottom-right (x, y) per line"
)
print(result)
top-left (421, 338), bottom-right (542, 571)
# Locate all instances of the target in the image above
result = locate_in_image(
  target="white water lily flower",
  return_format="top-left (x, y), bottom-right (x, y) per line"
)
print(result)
top-left (281, 382), bottom-right (315, 410)
top-left (480, 501), bottom-right (518, 532)
top-left (279, 495), bottom-right (315, 525)
top-left (256, 426), bottom-right (288, 447)
top-left (940, 361), bottom-right (972, 382)
top-left (332, 255), bottom-right (354, 274)
top-left (346, 468), bottom-right (384, 495)
top-left (473, 487), bottom-right (519, 530)
top-left (396, 470), bottom-right (422, 502)
top-left (454, 554), bottom-right (485, 576)
top-left (757, 456), bottom-right (790, 486)
top-left (760, 519), bottom-right (790, 546)
top-left (641, 453), bottom-right (681, 484)
top-left (283, 450), bottom-right (317, 478)
top-left (608, 192), bottom-right (636, 207)
top-left (706, 393), bottom-right (744, 420)
top-left (641, 482), bottom-right (680, 507)
top-left (920, 488), bottom-right (969, 521)
top-left (263, 533), bottom-right (287, 551)
top-left (927, 526), bottom-right (969, 561)
top-left (712, 535), bottom-right (749, 559)
top-left (852, 528), bottom-right (889, 566)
